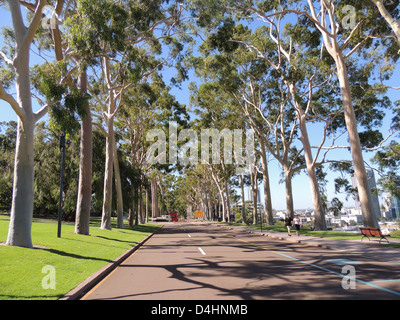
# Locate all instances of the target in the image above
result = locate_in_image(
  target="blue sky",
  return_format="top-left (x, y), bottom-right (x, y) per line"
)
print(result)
top-left (1, 5), bottom-right (399, 211)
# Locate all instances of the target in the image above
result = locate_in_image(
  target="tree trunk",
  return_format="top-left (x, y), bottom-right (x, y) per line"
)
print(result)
top-left (138, 185), bottom-right (143, 224)
top-left (211, 172), bottom-right (226, 222)
top-left (6, 117), bottom-right (35, 248)
top-left (297, 109), bottom-right (326, 230)
top-left (306, 0), bottom-right (378, 228)
top-left (151, 178), bottom-right (159, 218)
top-left (135, 185), bottom-right (140, 225)
top-left (284, 169), bottom-right (294, 219)
top-left (6, 45), bottom-right (35, 247)
top-left (250, 164), bottom-right (258, 225)
top-left (335, 53), bottom-right (379, 228)
top-left (100, 116), bottom-right (115, 230)
top-left (145, 185), bottom-right (149, 223)
top-left (240, 175), bottom-right (247, 224)
top-left (75, 71), bottom-right (92, 235)
top-left (260, 142), bottom-right (274, 225)
top-left (224, 179), bottom-right (231, 223)
top-left (219, 190), bottom-right (227, 222)
top-left (4, 0), bottom-right (47, 247)
top-left (129, 185), bottom-right (136, 227)
top-left (113, 136), bottom-right (124, 228)
top-left (288, 82), bottom-right (326, 230)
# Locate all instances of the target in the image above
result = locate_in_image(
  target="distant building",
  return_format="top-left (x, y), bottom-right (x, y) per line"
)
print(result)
top-left (381, 188), bottom-right (400, 220)
top-left (351, 169), bottom-right (381, 218)
top-left (390, 196), bottom-right (400, 220)
top-left (247, 186), bottom-right (261, 203)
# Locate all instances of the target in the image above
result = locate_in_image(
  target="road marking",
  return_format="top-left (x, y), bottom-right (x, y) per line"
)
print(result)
top-left (370, 279), bottom-right (400, 283)
top-left (198, 247), bottom-right (206, 255)
top-left (188, 234), bottom-right (191, 238)
top-left (229, 234), bottom-right (400, 297)
top-left (276, 252), bottom-right (400, 297)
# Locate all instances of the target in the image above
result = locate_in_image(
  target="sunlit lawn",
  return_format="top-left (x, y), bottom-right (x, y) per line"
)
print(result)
top-left (0, 215), bottom-right (161, 300)
top-left (233, 221), bottom-right (400, 241)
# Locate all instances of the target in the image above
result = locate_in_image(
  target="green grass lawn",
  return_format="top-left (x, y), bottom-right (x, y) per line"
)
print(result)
top-left (0, 215), bottom-right (161, 300)
top-left (235, 221), bottom-right (400, 241)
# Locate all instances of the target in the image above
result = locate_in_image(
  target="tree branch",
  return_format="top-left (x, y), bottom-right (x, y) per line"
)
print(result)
top-left (24, 0), bottom-right (47, 47)
top-left (370, 0), bottom-right (400, 53)
top-left (34, 104), bottom-right (49, 122)
top-left (0, 82), bottom-right (26, 121)
top-left (0, 51), bottom-right (13, 67)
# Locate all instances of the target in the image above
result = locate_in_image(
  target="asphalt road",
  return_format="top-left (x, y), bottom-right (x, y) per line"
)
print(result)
top-left (81, 222), bottom-right (400, 300)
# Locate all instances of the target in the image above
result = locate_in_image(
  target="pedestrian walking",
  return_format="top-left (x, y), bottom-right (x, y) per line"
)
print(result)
top-left (293, 216), bottom-right (301, 236)
top-left (284, 214), bottom-right (293, 236)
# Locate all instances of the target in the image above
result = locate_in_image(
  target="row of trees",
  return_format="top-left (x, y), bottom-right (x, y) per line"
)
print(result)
top-left (173, 0), bottom-right (400, 229)
top-left (0, 0), bottom-right (399, 247)
top-left (0, 0), bottom-right (190, 248)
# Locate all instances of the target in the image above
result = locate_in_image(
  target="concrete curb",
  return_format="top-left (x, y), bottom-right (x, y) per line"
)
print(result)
top-left (59, 226), bottom-right (163, 300)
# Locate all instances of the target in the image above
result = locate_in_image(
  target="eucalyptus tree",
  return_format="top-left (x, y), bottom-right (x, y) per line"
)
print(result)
top-left (20, 0), bottom-right (95, 236)
top-left (190, 24), bottom-right (322, 224)
top-left (294, 0), bottom-right (399, 228)
top-left (187, 2), bottom-right (328, 228)
top-left (0, 0), bottom-right (54, 247)
top-left (115, 80), bottom-right (162, 226)
top-left (188, 0), bottom-right (398, 229)
top-left (65, 0), bottom-right (187, 230)
top-left (190, 80), bottom-right (248, 222)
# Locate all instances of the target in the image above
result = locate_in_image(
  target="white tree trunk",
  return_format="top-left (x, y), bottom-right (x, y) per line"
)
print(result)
top-left (4, 0), bottom-right (47, 248)
top-left (6, 117), bottom-right (35, 248)
top-left (75, 71), bottom-right (92, 235)
top-left (145, 186), bottom-right (149, 223)
top-left (249, 163), bottom-right (258, 225)
top-left (101, 117), bottom-right (114, 230)
top-left (113, 136), bottom-right (124, 228)
top-left (307, 0), bottom-right (378, 229)
top-left (335, 54), bottom-right (379, 228)
top-left (240, 175), bottom-right (247, 224)
top-left (151, 178), bottom-right (159, 218)
top-left (260, 142), bottom-right (274, 225)
top-left (298, 111), bottom-right (327, 230)
top-left (224, 179), bottom-right (231, 223)
top-left (6, 48), bottom-right (35, 248)
top-left (284, 169), bottom-right (294, 219)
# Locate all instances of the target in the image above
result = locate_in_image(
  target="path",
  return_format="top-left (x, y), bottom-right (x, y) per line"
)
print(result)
top-left (81, 222), bottom-right (400, 300)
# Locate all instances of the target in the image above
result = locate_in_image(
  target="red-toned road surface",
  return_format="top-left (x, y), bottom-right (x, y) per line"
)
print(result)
top-left (81, 223), bottom-right (400, 300)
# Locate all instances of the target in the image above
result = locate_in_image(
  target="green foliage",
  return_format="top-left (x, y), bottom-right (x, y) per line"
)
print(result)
top-left (373, 141), bottom-right (400, 199)
top-left (65, 0), bottom-right (128, 63)
top-left (0, 67), bottom-right (14, 90)
top-left (32, 62), bottom-right (90, 134)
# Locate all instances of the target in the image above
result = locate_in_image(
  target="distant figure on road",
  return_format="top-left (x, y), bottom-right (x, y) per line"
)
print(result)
top-left (293, 216), bottom-right (301, 236)
top-left (284, 215), bottom-right (293, 236)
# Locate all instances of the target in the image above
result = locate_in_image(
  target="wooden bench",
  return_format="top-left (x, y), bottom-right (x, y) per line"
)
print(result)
top-left (359, 227), bottom-right (390, 244)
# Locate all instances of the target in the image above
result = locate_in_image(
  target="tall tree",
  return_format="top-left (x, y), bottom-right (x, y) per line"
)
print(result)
top-left (299, 0), bottom-right (398, 228)
top-left (0, 0), bottom-right (49, 247)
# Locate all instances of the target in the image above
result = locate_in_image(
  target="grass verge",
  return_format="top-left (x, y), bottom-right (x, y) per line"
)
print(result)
top-left (230, 221), bottom-right (400, 241)
top-left (0, 215), bottom-right (161, 300)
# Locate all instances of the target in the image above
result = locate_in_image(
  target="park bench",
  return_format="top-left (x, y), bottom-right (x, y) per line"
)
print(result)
top-left (359, 227), bottom-right (390, 244)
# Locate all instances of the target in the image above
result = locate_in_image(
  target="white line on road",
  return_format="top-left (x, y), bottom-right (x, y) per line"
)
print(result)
top-left (188, 234), bottom-right (191, 238)
top-left (198, 247), bottom-right (206, 255)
